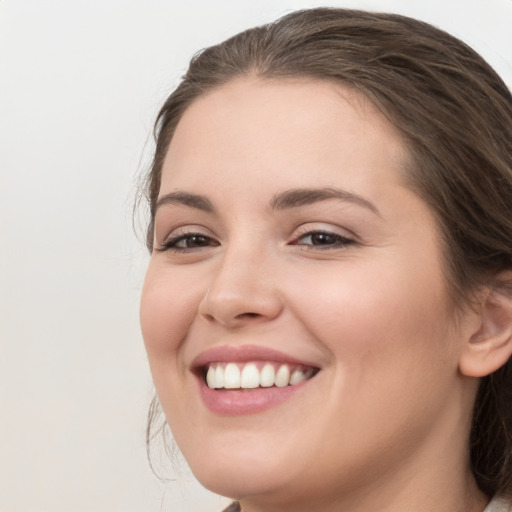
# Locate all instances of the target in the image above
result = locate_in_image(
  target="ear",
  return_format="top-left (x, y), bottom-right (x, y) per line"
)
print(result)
top-left (459, 282), bottom-right (512, 378)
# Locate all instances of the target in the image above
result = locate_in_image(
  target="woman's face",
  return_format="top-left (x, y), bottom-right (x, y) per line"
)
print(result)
top-left (141, 78), bottom-right (477, 507)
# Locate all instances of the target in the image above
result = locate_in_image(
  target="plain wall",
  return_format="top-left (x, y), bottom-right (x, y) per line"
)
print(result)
top-left (1, 1), bottom-right (511, 511)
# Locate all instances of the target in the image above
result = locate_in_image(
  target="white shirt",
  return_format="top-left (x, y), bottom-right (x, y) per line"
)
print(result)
top-left (484, 497), bottom-right (512, 512)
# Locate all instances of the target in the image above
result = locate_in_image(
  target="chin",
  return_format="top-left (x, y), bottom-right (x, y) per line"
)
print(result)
top-left (191, 458), bottom-right (287, 500)
top-left (181, 437), bottom-right (301, 501)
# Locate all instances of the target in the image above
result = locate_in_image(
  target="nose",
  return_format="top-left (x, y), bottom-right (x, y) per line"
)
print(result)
top-left (198, 246), bottom-right (284, 328)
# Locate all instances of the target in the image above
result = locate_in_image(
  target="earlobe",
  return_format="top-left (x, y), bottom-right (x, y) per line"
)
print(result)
top-left (459, 284), bottom-right (512, 378)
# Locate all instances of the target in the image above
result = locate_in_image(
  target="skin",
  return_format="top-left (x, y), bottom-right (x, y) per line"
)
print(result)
top-left (140, 77), bottom-right (489, 512)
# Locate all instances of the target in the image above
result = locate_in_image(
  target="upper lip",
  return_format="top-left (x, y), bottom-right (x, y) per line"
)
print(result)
top-left (190, 344), bottom-right (320, 370)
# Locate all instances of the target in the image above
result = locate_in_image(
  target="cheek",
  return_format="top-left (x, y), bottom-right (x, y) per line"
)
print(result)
top-left (140, 263), bottom-right (200, 369)
top-left (283, 258), bottom-right (460, 464)
top-left (288, 254), bottom-right (455, 379)
top-left (140, 263), bottom-right (208, 432)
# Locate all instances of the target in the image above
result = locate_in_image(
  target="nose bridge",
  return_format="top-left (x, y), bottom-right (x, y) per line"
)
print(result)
top-left (199, 234), bottom-right (282, 326)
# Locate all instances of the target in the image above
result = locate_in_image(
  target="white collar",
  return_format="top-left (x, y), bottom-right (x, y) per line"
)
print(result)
top-left (483, 496), bottom-right (511, 512)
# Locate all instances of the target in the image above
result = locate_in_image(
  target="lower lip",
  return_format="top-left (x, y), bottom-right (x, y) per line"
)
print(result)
top-left (197, 378), bottom-right (310, 415)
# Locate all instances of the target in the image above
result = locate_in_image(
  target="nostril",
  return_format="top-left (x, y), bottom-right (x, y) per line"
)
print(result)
top-left (203, 313), bottom-right (216, 323)
top-left (236, 312), bottom-right (260, 319)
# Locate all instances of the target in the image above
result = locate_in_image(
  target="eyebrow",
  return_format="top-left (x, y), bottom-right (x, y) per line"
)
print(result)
top-left (269, 187), bottom-right (381, 216)
top-left (155, 187), bottom-right (380, 216)
top-left (155, 191), bottom-right (215, 213)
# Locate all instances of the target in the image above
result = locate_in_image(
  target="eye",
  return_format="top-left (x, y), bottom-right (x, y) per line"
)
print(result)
top-left (292, 230), bottom-right (355, 250)
top-left (158, 232), bottom-right (220, 252)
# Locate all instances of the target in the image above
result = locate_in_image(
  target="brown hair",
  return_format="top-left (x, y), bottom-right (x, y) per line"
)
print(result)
top-left (142, 8), bottom-right (512, 497)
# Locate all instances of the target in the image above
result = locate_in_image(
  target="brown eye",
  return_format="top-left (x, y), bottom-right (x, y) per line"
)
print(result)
top-left (306, 233), bottom-right (338, 245)
top-left (174, 235), bottom-right (211, 248)
top-left (295, 231), bottom-right (354, 249)
top-left (159, 233), bottom-right (220, 252)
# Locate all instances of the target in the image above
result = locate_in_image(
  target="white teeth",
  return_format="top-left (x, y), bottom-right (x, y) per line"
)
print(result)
top-left (224, 363), bottom-right (240, 389)
top-left (240, 363), bottom-right (260, 389)
top-left (289, 369), bottom-right (306, 385)
top-left (260, 364), bottom-right (275, 387)
top-left (215, 365), bottom-right (224, 389)
top-left (275, 364), bottom-right (291, 388)
top-left (205, 362), bottom-right (315, 390)
top-left (206, 366), bottom-right (217, 388)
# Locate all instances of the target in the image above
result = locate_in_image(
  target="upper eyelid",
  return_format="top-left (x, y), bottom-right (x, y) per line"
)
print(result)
top-left (156, 232), bottom-right (220, 254)
top-left (167, 231), bottom-right (215, 242)
top-left (160, 224), bottom-right (217, 241)
top-left (291, 223), bottom-right (358, 241)
top-left (291, 232), bottom-right (355, 247)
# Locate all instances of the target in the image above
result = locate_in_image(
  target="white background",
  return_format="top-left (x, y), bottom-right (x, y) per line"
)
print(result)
top-left (1, 1), bottom-right (511, 511)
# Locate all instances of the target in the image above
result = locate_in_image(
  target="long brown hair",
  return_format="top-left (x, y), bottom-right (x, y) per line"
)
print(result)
top-left (142, 8), bottom-right (512, 497)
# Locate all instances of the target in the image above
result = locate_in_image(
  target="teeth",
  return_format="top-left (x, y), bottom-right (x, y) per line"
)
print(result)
top-left (224, 363), bottom-right (241, 389)
top-left (206, 366), bottom-right (216, 388)
top-left (260, 364), bottom-right (275, 387)
top-left (204, 362), bottom-right (315, 390)
top-left (240, 363), bottom-right (260, 388)
top-left (215, 365), bottom-right (223, 388)
top-left (275, 364), bottom-right (291, 388)
top-left (290, 368), bottom-right (307, 385)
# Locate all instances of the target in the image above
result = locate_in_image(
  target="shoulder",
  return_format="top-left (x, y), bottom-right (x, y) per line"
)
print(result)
top-left (222, 502), bottom-right (240, 512)
top-left (484, 496), bottom-right (512, 512)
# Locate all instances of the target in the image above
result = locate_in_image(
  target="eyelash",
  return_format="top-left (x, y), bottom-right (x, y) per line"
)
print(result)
top-left (158, 232), bottom-right (219, 253)
top-left (157, 229), bottom-right (355, 253)
top-left (292, 230), bottom-right (356, 250)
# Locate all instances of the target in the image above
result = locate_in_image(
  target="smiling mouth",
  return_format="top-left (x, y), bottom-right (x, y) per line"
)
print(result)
top-left (203, 362), bottom-right (319, 390)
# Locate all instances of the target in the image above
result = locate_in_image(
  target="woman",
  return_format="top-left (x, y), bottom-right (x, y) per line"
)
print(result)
top-left (139, 8), bottom-right (512, 512)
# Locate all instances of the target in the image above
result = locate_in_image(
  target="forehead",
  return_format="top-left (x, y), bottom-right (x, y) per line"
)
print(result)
top-left (161, 77), bottom-right (409, 198)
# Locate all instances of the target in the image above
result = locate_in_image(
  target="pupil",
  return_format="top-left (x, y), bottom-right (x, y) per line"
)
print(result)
top-left (312, 233), bottom-right (333, 245)
top-left (188, 235), bottom-right (207, 247)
